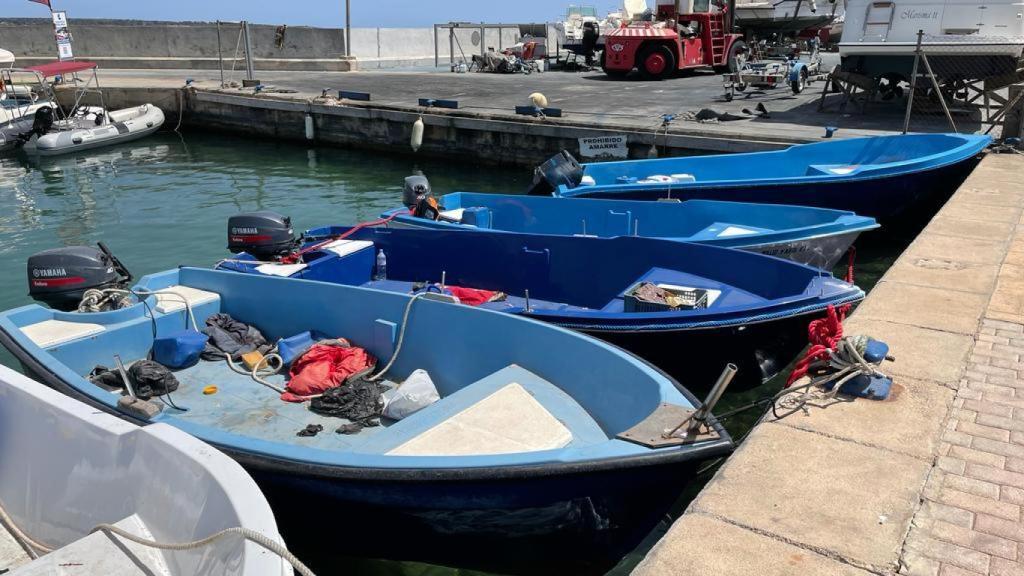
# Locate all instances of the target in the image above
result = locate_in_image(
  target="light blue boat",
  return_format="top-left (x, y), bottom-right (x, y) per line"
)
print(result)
top-left (0, 266), bottom-right (732, 572)
top-left (534, 133), bottom-right (991, 219)
top-left (382, 195), bottom-right (879, 269)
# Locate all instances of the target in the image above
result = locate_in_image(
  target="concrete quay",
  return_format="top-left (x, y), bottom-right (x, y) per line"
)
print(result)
top-left (74, 63), bottom-right (950, 166)
top-left (633, 152), bottom-right (1024, 576)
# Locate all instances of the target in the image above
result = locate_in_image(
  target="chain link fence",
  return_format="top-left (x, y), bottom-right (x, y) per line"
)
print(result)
top-left (901, 32), bottom-right (1024, 138)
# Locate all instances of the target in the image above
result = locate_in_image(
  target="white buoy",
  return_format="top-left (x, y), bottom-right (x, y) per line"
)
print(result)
top-left (411, 116), bottom-right (424, 152)
top-left (528, 92), bottom-right (548, 109)
top-left (304, 114), bottom-right (314, 140)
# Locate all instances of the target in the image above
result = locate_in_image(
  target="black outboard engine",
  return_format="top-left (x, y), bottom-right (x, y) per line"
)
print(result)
top-left (16, 106), bottom-right (54, 146)
top-left (227, 211), bottom-right (296, 260)
top-left (526, 150), bottom-right (584, 196)
top-left (27, 243), bottom-right (132, 311)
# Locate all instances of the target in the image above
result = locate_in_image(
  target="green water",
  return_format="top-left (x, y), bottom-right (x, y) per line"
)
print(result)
top-left (0, 131), bottom-right (943, 576)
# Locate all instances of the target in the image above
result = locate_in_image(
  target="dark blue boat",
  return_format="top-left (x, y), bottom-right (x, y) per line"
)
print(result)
top-left (382, 194), bottom-right (879, 269)
top-left (541, 133), bottom-right (990, 219)
top-left (221, 226), bottom-right (865, 386)
top-left (0, 266), bottom-right (732, 573)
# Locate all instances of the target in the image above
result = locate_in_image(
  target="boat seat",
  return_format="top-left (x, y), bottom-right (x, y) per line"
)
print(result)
top-left (22, 319), bottom-right (105, 349)
top-left (387, 382), bottom-right (572, 456)
top-left (359, 364), bottom-right (606, 456)
top-left (255, 262), bottom-right (307, 277)
top-left (807, 164), bottom-right (867, 177)
top-left (322, 239), bottom-right (374, 258)
top-left (687, 222), bottom-right (771, 241)
top-left (152, 285), bottom-right (220, 314)
top-left (11, 515), bottom-right (167, 576)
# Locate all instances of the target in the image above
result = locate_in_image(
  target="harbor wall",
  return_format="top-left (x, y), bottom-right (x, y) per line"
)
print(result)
top-left (74, 86), bottom-right (792, 167)
top-left (0, 18), bottom-right (537, 71)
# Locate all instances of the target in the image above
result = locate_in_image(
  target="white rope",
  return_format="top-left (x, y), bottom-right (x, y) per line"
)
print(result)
top-left (91, 524), bottom-right (315, 576)
top-left (0, 498), bottom-right (52, 558)
top-left (367, 292), bottom-right (427, 382)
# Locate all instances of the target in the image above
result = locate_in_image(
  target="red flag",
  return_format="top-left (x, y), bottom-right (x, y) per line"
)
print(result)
top-left (29, 0), bottom-right (51, 6)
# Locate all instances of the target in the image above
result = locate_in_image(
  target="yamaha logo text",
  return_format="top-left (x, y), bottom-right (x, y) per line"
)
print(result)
top-left (32, 268), bottom-right (68, 278)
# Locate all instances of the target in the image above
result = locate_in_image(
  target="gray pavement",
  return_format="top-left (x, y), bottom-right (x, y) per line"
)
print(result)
top-left (97, 53), bottom-right (965, 147)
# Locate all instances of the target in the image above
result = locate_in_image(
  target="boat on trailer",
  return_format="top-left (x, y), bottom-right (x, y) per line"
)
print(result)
top-left (539, 133), bottom-right (990, 219)
top-left (382, 184), bottom-right (878, 269)
top-left (0, 258), bottom-right (732, 572)
top-left (20, 61), bottom-right (164, 156)
top-left (219, 219), bottom-right (864, 386)
top-left (0, 365), bottom-right (292, 576)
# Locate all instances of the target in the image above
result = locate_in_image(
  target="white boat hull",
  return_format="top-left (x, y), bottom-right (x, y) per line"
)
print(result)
top-left (35, 104), bottom-right (164, 156)
top-left (839, 0), bottom-right (1024, 79)
top-left (0, 365), bottom-right (291, 575)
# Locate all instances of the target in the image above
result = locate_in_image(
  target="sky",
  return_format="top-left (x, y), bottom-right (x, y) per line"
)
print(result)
top-left (7, 1), bottom-right (622, 28)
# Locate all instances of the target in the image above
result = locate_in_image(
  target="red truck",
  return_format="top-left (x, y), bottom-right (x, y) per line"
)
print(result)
top-left (601, 0), bottom-right (746, 79)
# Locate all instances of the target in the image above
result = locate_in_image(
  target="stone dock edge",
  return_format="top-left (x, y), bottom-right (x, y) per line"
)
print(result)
top-left (633, 153), bottom-right (1024, 576)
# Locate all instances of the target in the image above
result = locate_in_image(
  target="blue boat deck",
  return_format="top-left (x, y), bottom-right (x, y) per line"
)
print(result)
top-left (104, 358), bottom-right (609, 454)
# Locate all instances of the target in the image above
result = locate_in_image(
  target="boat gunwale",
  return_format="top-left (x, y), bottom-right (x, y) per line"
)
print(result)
top-left (557, 134), bottom-right (991, 198)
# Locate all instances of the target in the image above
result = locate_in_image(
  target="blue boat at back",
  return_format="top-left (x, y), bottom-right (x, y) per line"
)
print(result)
top-left (539, 133), bottom-right (990, 219)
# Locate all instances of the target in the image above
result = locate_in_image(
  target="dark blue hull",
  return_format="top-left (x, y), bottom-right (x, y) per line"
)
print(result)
top-left (563, 158), bottom-right (979, 220)
top-left (251, 457), bottom-right (698, 574)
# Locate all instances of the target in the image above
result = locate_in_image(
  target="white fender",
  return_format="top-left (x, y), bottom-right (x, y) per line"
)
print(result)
top-left (411, 116), bottom-right (424, 152)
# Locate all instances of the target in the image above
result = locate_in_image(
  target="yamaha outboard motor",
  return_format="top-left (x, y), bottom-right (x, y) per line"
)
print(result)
top-left (582, 21), bottom-right (599, 65)
top-left (27, 243), bottom-right (132, 311)
top-left (525, 150), bottom-right (584, 196)
top-left (227, 211), bottom-right (296, 260)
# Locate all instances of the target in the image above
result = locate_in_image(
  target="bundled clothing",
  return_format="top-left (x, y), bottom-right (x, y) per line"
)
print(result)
top-left (282, 339), bottom-right (376, 402)
top-left (201, 313), bottom-right (272, 361)
top-left (89, 360), bottom-right (180, 400)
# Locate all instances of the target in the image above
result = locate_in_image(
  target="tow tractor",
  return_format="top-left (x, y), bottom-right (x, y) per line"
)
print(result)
top-left (600, 0), bottom-right (745, 79)
top-left (722, 41), bottom-right (823, 100)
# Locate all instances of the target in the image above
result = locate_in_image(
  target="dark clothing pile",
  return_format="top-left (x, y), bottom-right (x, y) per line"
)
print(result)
top-left (309, 376), bottom-right (387, 432)
top-left (89, 360), bottom-right (180, 400)
top-left (200, 313), bottom-right (272, 361)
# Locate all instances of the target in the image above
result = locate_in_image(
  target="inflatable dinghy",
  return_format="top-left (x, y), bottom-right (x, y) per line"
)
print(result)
top-left (35, 103), bottom-right (164, 156)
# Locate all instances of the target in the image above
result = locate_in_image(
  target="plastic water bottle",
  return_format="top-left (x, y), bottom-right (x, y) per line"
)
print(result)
top-left (375, 249), bottom-right (387, 281)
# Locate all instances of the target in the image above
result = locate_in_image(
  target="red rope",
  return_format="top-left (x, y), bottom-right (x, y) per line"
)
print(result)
top-left (786, 303), bottom-right (852, 387)
top-left (785, 247), bottom-right (857, 387)
top-left (280, 210), bottom-right (409, 265)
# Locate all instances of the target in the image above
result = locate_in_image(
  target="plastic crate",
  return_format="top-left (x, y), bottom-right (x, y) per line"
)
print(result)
top-left (624, 284), bottom-right (708, 313)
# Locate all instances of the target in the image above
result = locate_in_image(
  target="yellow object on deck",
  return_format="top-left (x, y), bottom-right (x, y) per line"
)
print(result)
top-left (203, 385), bottom-right (218, 395)
top-left (241, 351), bottom-right (265, 371)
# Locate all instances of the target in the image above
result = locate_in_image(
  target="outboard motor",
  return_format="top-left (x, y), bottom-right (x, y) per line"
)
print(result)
top-left (227, 211), bottom-right (296, 260)
top-left (402, 174), bottom-right (432, 208)
top-left (27, 243), bottom-right (132, 311)
top-left (403, 174), bottom-right (441, 220)
top-left (525, 150), bottom-right (584, 196)
top-left (16, 106), bottom-right (54, 146)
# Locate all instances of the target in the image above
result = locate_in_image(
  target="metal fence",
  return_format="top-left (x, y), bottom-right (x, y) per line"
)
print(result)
top-left (901, 32), bottom-right (1024, 138)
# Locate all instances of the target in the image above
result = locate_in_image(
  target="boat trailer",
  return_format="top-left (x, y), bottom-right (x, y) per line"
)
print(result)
top-left (722, 46), bottom-right (823, 101)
